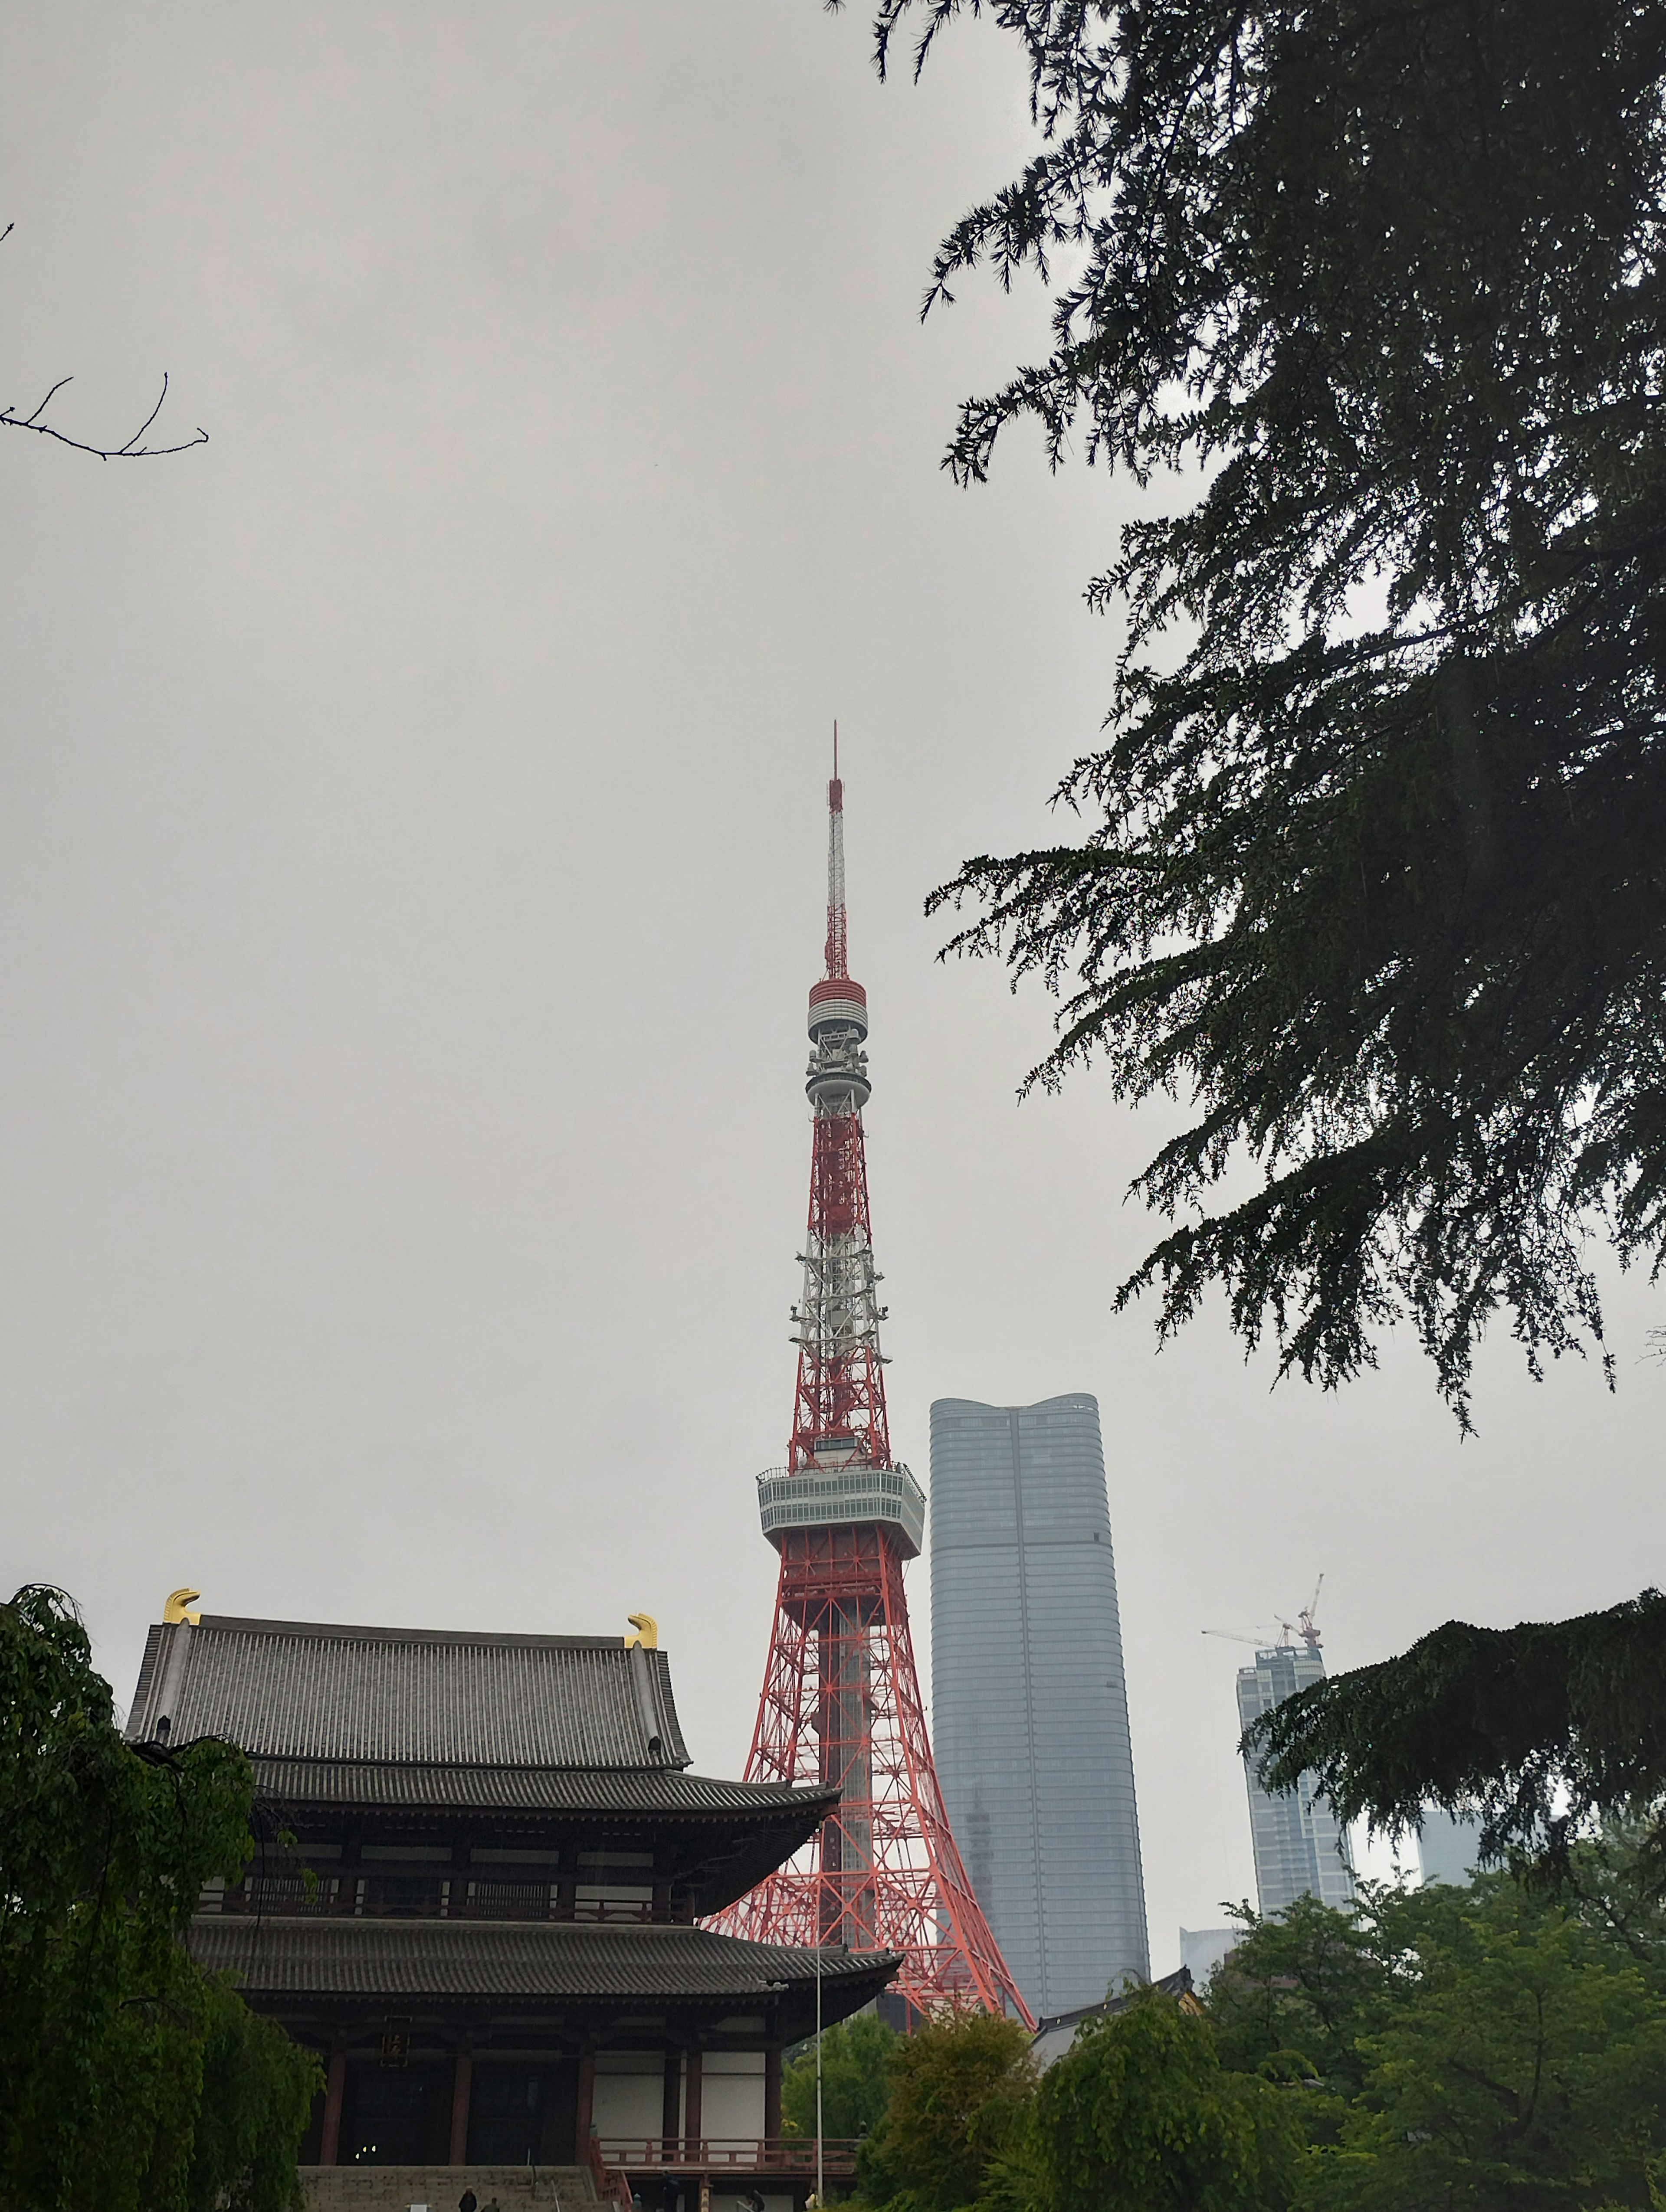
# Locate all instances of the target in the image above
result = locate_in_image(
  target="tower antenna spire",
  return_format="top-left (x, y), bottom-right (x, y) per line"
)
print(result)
top-left (712, 758), bottom-right (1031, 2028)
top-left (825, 723), bottom-right (847, 982)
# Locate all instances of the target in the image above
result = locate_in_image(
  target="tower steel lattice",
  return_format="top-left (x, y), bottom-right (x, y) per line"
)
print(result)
top-left (712, 758), bottom-right (1032, 2026)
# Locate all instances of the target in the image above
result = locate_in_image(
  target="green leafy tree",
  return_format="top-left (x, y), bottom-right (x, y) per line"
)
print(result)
top-left (0, 1584), bottom-right (319, 2212)
top-left (783, 2013), bottom-right (899, 2142)
top-left (843, 0), bottom-right (1666, 1422)
top-left (187, 1978), bottom-right (322, 2212)
top-left (1294, 1877), bottom-right (1666, 2211)
top-left (1209, 1892), bottom-right (1394, 2130)
top-left (1014, 1985), bottom-right (1304, 2212)
top-left (1202, 1866), bottom-right (1666, 2208)
top-left (857, 2009), bottom-right (1036, 2212)
top-left (1244, 1591), bottom-right (1666, 1886)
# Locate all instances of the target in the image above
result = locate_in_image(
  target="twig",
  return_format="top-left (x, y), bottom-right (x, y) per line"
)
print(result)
top-left (0, 224), bottom-right (207, 458)
top-left (0, 371), bottom-right (207, 459)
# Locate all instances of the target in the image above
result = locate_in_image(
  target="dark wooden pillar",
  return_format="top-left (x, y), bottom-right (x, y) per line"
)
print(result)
top-left (449, 2048), bottom-right (473, 2164)
top-left (319, 2048), bottom-right (347, 2166)
top-left (576, 2044), bottom-right (596, 2158)
top-left (683, 2048), bottom-right (702, 2156)
top-left (343, 1832), bottom-right (364, 1918)
top-left (662, 2046), bottom-right (682, 2153)
top-left (764, 2045), bottom-right (782, 2140)
top-left (557, 1841), bottom-right (577, 1921)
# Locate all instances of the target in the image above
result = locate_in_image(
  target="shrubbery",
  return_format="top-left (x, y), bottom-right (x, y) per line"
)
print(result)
top-left (835, 1841), bottom-right (1666, 2212)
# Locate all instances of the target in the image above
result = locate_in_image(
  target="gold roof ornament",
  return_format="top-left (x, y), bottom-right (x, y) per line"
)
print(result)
top-left (163, 1587), bottom-right (202, 1626)
top-left (624, 1612), bottom-right (659, 1649)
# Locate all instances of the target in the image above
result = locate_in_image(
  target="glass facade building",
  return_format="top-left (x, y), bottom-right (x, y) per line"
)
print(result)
top-left (929, 1394), bottom-right (1149, 2019)
top-left (1417, 1805), bottom-right (1483, 1886)
top-left (1236, 1644), bottom-right (1356, 1916)
top-left (1179, 1925), bottom-right (1240, 1992)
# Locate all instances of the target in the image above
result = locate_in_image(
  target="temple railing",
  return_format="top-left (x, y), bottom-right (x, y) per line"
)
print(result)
top-left (598, 2138), bottom-right (861, 2176)
top-left (588, 2130), bottom-right (635, 2212)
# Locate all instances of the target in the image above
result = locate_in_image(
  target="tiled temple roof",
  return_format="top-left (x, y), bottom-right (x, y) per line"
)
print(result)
top-left (191, 1916), bottom-right (900, 2034)
top-left (125, 1610), bottom-right (842, 1918)
top-left (247, 1759), bottom-right (836, 1819)
top-left (128, 1615), bottom-right (690, 1770)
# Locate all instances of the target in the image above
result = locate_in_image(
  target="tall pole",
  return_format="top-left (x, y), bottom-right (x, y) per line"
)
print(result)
top-left (815, 1940), bottom-right (824, 2211)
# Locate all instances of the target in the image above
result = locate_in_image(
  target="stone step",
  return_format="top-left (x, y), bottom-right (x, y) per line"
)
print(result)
top-left (300, 2166), bottom-right (602, 2212)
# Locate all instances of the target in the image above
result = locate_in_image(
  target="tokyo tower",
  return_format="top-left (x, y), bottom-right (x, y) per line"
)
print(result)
top-left (713, 752), bottom-right (1031, 2025)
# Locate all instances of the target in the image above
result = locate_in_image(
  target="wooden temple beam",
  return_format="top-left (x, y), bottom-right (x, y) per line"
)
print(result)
top-left (576, 2043), bottom-right (596, 2156)
top-left (662, 2046), bottom-right (682, 2151)
top-left (318, 2048), bottom-right (346, 2167)
top-left (683, 2048), bottom-right (702, 2153)
top-left (764, 2045), bottom-right (782, 2139)
top-left (448, 2047), bottom-right (473, 2164)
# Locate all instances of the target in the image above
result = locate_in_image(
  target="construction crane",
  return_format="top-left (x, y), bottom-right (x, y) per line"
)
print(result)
top-left (1297, 1574), bottom-right (1325, 1649)
top-left (1202, 1573), bottom-right (1326, 1653)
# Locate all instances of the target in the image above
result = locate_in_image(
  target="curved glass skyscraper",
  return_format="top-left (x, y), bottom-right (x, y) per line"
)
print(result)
top-left (929, 1394), bottom-right (1149, 2019)
top-left (1236, 1642), bottom-right (1356, 1916)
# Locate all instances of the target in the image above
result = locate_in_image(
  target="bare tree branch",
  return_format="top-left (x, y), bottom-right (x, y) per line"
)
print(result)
top-left (0, 223), bottom-right (207, 461)
top-left (0, 371), bottom-right (207, 460)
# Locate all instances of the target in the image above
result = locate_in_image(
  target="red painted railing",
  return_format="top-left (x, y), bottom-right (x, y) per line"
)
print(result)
top-left (598, 2138), bottom-right (860, 2176)
top-left (589, 2129), bottom-right (635, 2211)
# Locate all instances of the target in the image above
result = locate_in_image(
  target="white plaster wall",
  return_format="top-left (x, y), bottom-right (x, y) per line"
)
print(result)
top-left (699, 2051), bottom-right (765, 2142)
top-left (591, 2052), bottom-right (663, 2140)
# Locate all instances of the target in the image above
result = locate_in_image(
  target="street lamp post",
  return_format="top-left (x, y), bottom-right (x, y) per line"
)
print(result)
top-left (815, 1939), bottom-right (824, 2211)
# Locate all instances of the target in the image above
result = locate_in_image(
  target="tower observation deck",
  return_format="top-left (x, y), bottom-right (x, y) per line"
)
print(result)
top-left (710, 755), bottom-right (1030, 2025)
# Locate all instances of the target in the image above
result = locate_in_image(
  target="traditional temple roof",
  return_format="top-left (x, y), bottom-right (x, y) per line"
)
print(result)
top-left (127, 1616), bottom-right (690, 1768)
top-left (246, 1760), bottom-right (829, 1818)
top-left (1030, 1965), bottom-right (1201, 2070)
top-left (126, 1610), bottom-right (840, 1916)
top-left (191, 1917), bottom-right (900, 2041)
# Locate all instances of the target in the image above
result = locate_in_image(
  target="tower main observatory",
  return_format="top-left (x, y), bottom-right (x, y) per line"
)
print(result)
top-left (713, 762), bottom-right (1030, 2026)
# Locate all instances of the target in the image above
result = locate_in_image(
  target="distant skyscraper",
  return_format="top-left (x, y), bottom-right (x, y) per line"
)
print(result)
top-left (1417, 1805), bottom-right (1483, 1886)
top-left (930, 1394), bottom-right (1150, 2019)
top-left (1236, 1643), bottom-right (1356, 1917)
top-left (1179, 1925), bottom-right (1240, 1991)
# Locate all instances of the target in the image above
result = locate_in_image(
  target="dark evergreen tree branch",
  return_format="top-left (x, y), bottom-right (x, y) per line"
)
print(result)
top-left (862, 0), bottom-right (1666, 1417)
top-left (1241, 1589), bottom-right (1666, 1884)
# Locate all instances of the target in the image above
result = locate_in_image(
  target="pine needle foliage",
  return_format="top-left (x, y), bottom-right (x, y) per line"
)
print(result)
top-left (1243, 1589), bottom-right (1666, 1883)
top-left (869, 0), bottom-right (1666, 1417)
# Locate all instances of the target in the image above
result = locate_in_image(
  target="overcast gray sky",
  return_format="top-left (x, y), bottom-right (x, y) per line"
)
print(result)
top-left (2, 2), bottom-right (1658, 1973)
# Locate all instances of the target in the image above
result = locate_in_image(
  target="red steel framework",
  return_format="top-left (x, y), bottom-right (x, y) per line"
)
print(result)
top-left (712, 752), bottom-right (1031, 2025)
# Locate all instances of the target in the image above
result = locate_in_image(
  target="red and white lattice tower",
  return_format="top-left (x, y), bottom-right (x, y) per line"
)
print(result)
top-left (712, 756), bottom-right (1032, 2026)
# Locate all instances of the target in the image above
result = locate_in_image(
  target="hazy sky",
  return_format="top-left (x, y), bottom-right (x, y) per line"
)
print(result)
top-left (3, 3), bottom-right (1658, 1973)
